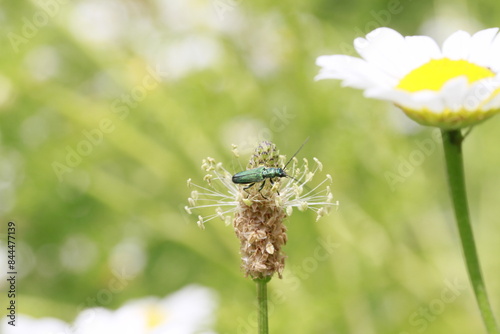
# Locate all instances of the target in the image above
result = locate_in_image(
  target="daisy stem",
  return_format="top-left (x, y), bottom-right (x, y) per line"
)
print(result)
top-left (255, 277), bottom-right (271, 334)
top-left (441, 129), bottom-right (499, 334)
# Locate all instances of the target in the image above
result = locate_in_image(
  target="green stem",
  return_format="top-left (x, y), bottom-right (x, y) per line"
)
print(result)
top-left (441, 129), bottom-right (499, 334)
top-left (255, 277), bottom-right (270, 334)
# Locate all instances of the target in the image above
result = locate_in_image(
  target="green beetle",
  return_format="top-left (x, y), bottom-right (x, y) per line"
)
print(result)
top-left (232, 139), bottom-right (308, 194)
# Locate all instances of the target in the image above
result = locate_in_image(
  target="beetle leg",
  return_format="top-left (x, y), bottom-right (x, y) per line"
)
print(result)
top-left (258, 180), bottom-right (266, 192)
top-left (269, 178), bottom-right (280, 196)
top-left (243, 183), bottom-right (255, 191)
top-left (258, 180), bottom-right (269, 199)
top-left (242, 181), bottom-right (269, 199)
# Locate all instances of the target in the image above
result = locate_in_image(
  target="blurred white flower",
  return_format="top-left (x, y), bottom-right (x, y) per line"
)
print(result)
top-left (0, 74), bottom-right (13, 108)
top-left (156, 0), bottom-right (242, 33)
top-left (73, 284), bottom-right (218, 334)
top-left (59, 234), bottom-right (98, 273)
top-left (154, 35), bottom-right (222, 80)
top-left (24, 46), bottom-right (60, 82)
top-left (68, 0), bottom-right (126, 45)
top-left (108, 238), bottom-right (146, 279)
top-left (2, 285), bottom-right (217, 333)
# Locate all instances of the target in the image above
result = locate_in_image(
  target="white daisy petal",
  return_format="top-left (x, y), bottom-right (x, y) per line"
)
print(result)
top-left (413, 91), bottom-right (445, 113)
top-left (462, 85), bottom-right (486, 111)
top-left (354, 27), bottom-right (408, 77)
top-left (466, 76), bottom-right (500, 109)
top-left (315, 55), bottom-right (396, 89)
top-left (442, 30), bottom-right (472, 59)
top-left (401, 35), bottom-right (441, 71)
top-left (489, 33), bottom-right (500, 71)
top-left (440, 77), bottom-right (469, 111)
top-left (354, 29), bottom-right (441, 78)
top-left (392, 91), bottom-right (423, 110)
top-left (364, 86), bottom-right (398, 100)
top-left (366, 87), bottom-right (411, 104)
top-left (482, 90), bottom-right (500, 110)
top-left (468, 28), bottom-right (500, 66)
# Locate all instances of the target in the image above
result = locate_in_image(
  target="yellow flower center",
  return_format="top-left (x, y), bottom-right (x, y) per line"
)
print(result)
top-left (145, 305), bottom-right (167, 329)
top-left (397, 58), bottom-right (495, 92)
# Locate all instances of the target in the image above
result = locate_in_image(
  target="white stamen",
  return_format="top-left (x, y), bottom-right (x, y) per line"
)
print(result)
top-left (313, 157), bottom-right (323, 171)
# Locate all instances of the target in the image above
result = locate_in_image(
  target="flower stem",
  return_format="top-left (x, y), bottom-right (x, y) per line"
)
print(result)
top-left (441, 129), bottom-right (499, 334)
top-left (255, 277), bottom-right (271, 334)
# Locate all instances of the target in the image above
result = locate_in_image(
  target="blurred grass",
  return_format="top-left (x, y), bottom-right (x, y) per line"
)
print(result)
top-left (1, 0), bottom-right (500, 333)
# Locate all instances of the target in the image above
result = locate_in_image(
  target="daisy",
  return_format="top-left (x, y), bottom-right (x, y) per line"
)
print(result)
top-left (316, 27), bottom-right (500, 129)
top-left (73, 285), bottom-right (218, 334)
top-left (186, 141), bottom-right (337, 278)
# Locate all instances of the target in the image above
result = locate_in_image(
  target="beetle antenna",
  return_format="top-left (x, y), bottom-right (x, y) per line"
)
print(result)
top-left (283, 137), bottom-right (309, 170)
top-left (284, 171), bottom-right (312, 192)
top-left (286, 174), bottom-right (301, 183)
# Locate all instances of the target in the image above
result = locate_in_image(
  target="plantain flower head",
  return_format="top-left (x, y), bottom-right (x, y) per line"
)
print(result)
top-left (316, 27), bottom-right (500, 129)
top-left (186, 141), bottom-right (337, 279)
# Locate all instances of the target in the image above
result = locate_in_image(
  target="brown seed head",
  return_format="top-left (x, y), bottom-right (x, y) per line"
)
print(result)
top-left (233, 141), bottom-right (287, 279)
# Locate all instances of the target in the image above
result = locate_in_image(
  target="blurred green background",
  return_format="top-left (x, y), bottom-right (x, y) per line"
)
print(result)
top-left (1, 0), bottom-right (500, 333)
